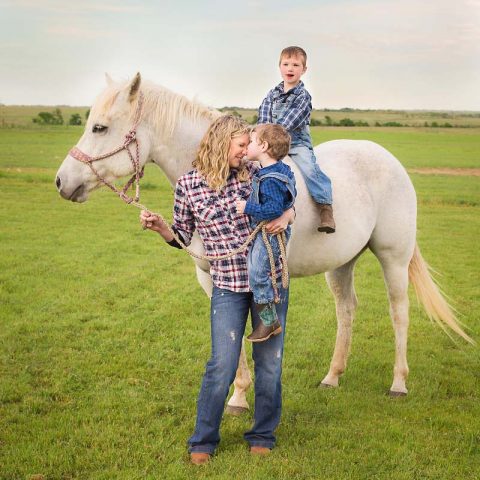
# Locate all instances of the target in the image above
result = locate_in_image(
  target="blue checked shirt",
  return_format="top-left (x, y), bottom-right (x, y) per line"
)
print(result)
top-left (244, 161), bottom-right (296, 221)
top-left (258, 81), bottom-right (312, 132)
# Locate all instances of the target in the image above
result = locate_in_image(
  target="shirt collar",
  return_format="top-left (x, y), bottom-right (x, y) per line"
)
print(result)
top-left (260, 161), bottom-right (282, 172)
top-left (274, 80), bottom-right (304, 96)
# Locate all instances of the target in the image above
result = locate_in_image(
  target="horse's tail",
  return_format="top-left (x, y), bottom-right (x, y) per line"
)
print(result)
top-left (408, 243), bottom-right (475, 344)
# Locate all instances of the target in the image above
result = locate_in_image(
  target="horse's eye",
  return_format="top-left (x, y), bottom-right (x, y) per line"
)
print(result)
top-left (92, 124), bottom-right (108, 133)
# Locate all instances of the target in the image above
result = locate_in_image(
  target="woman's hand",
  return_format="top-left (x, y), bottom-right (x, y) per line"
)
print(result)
top-left (264, 208), bottom-right (295, 234)
top-left (140, 210), bottom-right (174, 242)
top-left (235, 200), bottom-right (247, 214)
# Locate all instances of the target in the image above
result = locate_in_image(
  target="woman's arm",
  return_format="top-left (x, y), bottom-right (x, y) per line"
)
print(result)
top-left (264, 207), bottom-right (295, 234)
top-left (140, 180), bottom-right (195, 246)
top-left (140, 210), bottom-right (174, 242)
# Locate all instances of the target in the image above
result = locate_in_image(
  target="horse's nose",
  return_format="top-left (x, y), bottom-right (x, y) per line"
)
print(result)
top-left (55, 175), bottom-right (62, 191)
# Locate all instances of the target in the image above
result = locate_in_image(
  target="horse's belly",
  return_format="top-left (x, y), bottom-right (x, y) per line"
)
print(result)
top-left (287, 231), bottom-right (369, 276)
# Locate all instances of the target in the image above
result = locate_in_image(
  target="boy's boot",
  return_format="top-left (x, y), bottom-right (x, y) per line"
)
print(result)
top-left (247, 303), bottom-right (282, 343)
top-left (317, 204), bottom-right (336, 233)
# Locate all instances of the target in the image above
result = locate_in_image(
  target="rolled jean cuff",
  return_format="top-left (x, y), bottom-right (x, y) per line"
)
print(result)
top-left (188, 446), bottom-right (215, 455)
top-left (248, 441), bottom-right (275, 450)
top-left (252, 295), bottom-right (274, 305)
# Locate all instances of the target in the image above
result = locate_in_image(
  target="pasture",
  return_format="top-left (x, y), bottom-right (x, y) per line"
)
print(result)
top-left (1, 124), bottom-right (479, 479)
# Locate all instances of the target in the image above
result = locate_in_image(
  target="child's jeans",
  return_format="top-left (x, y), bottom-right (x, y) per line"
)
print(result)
top-left (289, 143), bottom-right (332, 205)
top-left (248, 227), bottom-right (291, 304)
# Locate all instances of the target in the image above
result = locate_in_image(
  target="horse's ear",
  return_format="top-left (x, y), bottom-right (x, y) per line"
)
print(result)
top-left (105, 72), bottom-right (114, 86)
top-left (129, 72), bottom-right (141, 100)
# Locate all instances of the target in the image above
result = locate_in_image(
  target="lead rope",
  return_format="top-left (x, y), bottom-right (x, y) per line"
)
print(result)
top-left (123, 192), bottom-right (289, 303)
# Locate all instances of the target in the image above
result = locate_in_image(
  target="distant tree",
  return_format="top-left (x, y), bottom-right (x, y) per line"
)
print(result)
top-left (431, 121), bottom-right (439, 128)
top-left (52, 108), bottom-right (64, 125)
top-left (32, 108), bottom-right (64, 125)
top-left (324, 115), bottom-right (333, 126)
top-left (36, 112), bottom-right (55, 124)
top-left (85, 109), bottom-right (90, 120)
top-left (249, 114), bottom-right (258, 125)
top-left (69, 113), bottom-right (82, 125)
top-left (231, 110), bottom-right (242, 118)
top-left (339, 118), bottom-right (355, 126)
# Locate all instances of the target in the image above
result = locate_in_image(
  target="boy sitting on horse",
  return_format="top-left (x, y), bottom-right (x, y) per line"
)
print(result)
top-left (236, 124), bottom-right (296, 342)
top-left (258, 45), bottom-right (335, 233)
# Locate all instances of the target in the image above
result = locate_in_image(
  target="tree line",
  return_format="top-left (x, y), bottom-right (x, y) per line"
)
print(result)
top-left (31, 107), bottom-right (474, 128)
top-left (32, 109), bottom-right (89, 126)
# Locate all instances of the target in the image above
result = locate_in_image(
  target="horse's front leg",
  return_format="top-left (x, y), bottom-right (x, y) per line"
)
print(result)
top-left (225, 339), bottom-right (252, 415)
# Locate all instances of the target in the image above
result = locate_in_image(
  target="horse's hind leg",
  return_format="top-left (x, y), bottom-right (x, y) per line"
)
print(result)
top-left (374, 254), bottom-right (410, 396)
top-left (321, 256), bottom-right (359, 388)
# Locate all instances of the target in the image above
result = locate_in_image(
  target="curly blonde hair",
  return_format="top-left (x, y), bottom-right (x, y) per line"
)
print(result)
top-left (193, 115), bottom-right (251, 190)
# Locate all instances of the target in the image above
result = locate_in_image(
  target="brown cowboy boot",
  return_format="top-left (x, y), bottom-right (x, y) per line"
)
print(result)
top-left (317, 204), bottom-right (336, 233)
top-left (247, 303), bottom-right (282, 343)
top-left (247, 320), bottom-right (282, 343)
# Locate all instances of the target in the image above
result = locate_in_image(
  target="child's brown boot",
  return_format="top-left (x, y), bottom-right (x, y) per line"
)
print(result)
top-left (317, 204), bottom-right (336, 233)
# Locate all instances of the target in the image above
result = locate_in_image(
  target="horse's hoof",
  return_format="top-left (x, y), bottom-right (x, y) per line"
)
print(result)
top-left (318, 381), bottom-right (335, 389)
top-left (225, 405), bottom-right (249, 416)
top-left (389, 390), bottom-right (407, 397)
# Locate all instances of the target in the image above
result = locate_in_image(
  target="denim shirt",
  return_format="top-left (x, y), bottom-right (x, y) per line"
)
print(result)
top-left (245, 161), bottom-right (296, 228)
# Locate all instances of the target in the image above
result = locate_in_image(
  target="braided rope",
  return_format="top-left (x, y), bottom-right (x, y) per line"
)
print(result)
top-left (138, 201), bottom-right (290, 304)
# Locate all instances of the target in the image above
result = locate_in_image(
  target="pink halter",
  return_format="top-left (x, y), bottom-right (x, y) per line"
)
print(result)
top-left (69, 92), bottom-right (145, 204)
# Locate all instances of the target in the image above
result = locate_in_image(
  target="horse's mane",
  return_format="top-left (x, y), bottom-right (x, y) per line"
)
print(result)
top-left (92, 79), bottom-right (220, 140)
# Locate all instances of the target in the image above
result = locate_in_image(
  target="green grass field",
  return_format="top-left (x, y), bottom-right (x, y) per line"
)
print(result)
top-left (1, 124), bottom-right (479, 479)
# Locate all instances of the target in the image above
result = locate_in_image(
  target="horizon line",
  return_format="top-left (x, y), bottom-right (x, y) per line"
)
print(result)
top-left (1, 104), bottom-right (480, 114)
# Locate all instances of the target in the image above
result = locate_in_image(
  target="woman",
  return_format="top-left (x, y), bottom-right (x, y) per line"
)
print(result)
top-left (140, 115), bottom-right (294, 464)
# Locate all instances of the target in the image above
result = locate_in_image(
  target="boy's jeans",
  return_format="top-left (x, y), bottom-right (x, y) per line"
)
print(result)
top-left (187, 286), bottom-right (289, 454)
top-left (248, 227), bottom-right (291, 304)
top-left (289, 143), bottom-right (333, 204)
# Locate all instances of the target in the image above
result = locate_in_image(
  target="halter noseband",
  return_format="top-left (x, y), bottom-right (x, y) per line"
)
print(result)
top-left (69, 92), bottom-right (145, 204)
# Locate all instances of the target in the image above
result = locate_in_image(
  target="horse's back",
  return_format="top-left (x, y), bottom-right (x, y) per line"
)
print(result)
top-left (285, 139), bottom-right (417, 276)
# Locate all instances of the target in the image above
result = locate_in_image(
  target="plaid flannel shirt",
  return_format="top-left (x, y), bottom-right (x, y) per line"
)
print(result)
top-left (258, 81), bottom-right (312, 132)
top-left (172, 163), bottom-right (259, 292)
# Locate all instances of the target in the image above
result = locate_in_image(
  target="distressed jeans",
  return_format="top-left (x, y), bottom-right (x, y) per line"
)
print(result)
top-left (187, 285), bottom-right (289, 454)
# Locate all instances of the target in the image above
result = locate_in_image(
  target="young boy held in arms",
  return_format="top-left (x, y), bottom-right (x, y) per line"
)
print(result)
top-left (236, 124), bottom-right (296, 342)
top-left (258, 45), bottom-right (335, 233)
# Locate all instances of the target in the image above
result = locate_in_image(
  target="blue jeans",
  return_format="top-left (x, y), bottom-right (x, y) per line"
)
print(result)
top-left (248, 228), bottom-right (291, 304)
top-left (187, 286), bottom-right (289, 454)
top-left (289, 143), bottom-right (333, 204)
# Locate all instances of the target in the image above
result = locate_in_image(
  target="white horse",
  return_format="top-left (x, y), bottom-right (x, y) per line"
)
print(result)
top-left (55, 73), bottom-right (472, 413)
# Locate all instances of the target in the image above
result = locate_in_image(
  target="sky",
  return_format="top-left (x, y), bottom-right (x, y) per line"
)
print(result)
top-left (1, 0), bottom-right (480, 110)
